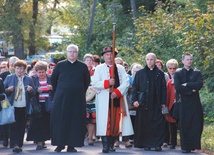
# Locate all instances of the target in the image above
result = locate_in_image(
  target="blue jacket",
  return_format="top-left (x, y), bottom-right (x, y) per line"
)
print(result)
top-left (4, 74), bottom-right (36, 107)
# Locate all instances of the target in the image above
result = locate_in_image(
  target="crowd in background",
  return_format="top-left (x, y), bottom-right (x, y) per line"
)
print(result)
top-left (0, 44), bottom-right (203, 154)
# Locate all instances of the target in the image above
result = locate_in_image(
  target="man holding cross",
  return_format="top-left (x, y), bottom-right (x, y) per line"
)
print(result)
top-left (91, 47), bottom-right (133, 153)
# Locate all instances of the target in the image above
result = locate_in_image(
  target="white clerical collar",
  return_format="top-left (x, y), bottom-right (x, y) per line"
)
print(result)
top-left (149, 67), bottom-right (154, 70)
top-left (68, 59), bottom-right (77, 64)
top-left (184, 67), bottom-right (191, 71)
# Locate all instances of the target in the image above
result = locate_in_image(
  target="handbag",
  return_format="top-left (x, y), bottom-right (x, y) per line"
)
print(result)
top-left (86, 86), bottom-right (96, 102)
top-left (169, 94), bottom-right (181, 120)
top-left (138, 91), bottom-right (146, 106)
top-left (169, 102), bottom-right (179, 120)
top-left (45, 95), bottom-right (53, 113)
top-left (0, 94), bottom-right (16, 125)
top-left (26, 96), bottom-right (41, 118)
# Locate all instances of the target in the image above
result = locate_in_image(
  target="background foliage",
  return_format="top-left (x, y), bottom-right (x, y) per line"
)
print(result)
top-left (0, 0), bottom-right (214, 153)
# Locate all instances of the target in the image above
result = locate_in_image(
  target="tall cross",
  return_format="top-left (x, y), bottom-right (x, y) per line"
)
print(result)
top-left (108, 0), bottom-right (122, 25)
top-left (108, 0), bottom-right (122, 134)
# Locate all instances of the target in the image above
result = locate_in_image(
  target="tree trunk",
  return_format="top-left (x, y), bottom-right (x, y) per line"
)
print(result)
top-left (86, 0), bottom-right (97, 50)
top-left (14, 35), bottom-right (25, 59)
top-left (6, 0), bottom-right (25, 59)
top-left (130, 0), bottom-right (137, 18)
top-left (28, 0), bottom-right (38, 56)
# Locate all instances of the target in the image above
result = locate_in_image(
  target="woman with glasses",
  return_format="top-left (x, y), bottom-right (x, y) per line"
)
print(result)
top-left (165, 59), bottom-right (179, 149)
top-left (165, 59), bottom-right (179, 82)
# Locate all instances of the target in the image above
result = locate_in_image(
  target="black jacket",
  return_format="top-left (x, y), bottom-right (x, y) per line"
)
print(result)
top-left (132, 65), bottom-right (166, 110)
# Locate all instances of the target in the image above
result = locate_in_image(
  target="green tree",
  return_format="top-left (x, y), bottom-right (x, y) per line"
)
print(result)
top-left (135, 2), bottom-right (214, 70)
top-left (0, 0), bottom-right (26, 59)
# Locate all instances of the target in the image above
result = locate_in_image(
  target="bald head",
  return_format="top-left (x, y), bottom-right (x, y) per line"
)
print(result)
top-left (146, 53), bottom-right (156, 69)
top-left (146, 53), bottom-right (156, 60)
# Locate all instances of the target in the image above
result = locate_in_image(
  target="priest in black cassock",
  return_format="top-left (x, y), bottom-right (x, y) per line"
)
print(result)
top-left (174, 53), bottom-right (203, 153)
top-left (132, 53), bottom-right (166, 151)
top-left (51, 44), bottom-right (90, 152)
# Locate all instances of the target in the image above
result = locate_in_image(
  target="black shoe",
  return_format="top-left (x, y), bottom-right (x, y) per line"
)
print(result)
top-left (54, 146), bottom-right (65, 152)
top-left (36, 145), bottom-right (43, 150)
top-left (102, 148), bottom-right (109, 153)
top-left (170, 145), bottom-right (176, 149)
top-left (144, 147), bottom-right (151, 151)
top-left (182, 150), bottom-right (191, 153)
top-left (155, 146), bottom-right (162, 151)
top-left (12, 147), bottom-right (22, 153)
top-left (67, 146), bottom-right (77, 152)
top-left (42, 142), bottom-right (47, 148)
top-left (109, 146), bottom-right (116, 152)
top-left (19, 148), bottom-right (23, 152)
top-left (102, 136), bottom-right (109, 153)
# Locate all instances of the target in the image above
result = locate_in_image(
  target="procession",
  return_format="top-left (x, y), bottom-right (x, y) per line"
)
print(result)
top-left (0, 44), bottom-right (204, 154)
top-left (0, 0), bottom-right (213, 154)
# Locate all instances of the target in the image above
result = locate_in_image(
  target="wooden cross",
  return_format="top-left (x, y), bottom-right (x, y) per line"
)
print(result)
top-left (108, 0), bottom-right (122, 25)
top-left (108, 0), bottom-right (122, 134)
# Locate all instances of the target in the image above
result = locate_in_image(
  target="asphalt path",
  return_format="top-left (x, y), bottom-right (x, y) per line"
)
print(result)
top-left (0, 135), bottom-right (207, 155)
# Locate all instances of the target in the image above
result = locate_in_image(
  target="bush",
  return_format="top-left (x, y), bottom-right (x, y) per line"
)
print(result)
top-left (201, 124), bottom-right (214, 154)
top-left (200, 88), bottom-right (214, 123)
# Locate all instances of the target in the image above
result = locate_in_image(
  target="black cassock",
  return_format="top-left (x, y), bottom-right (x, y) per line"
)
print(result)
top-left (51, 60), bottom-right (90, 147)
top-left (174, 68), bottom-right (203, 151)
top-left (132, 66), bottom-right (166, 148)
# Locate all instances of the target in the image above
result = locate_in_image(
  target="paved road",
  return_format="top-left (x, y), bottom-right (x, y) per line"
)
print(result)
top-left (0, 136), bottom-right (207, 155)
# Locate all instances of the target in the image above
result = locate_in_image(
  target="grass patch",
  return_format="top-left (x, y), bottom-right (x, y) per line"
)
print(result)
top-left (201, 123), bottom-right (214, 155)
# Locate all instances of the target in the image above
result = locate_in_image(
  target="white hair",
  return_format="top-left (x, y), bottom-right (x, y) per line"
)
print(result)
top-left (166, 59), bottom-right (178, 68)
top-left (66, 44), bottom-right (79, 52)
top-left (131, 63), bottom-right (143, 75)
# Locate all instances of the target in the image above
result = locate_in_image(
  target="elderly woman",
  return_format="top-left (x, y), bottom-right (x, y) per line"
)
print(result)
top-left (83, 54), bottom-right (96, 146)
top-left (165, 59), bottom-right (179, 149)
top-left (4, 60), bottom-right (36, 153)
top-left (0, 56), bottom-right (19, 148)
top-left (26, 61), bottom-right (53, 150)
top-left (0, 61), bottom-right (8, 74)
top-left (128, 63), bottom-right (143, 143)
top-left (165, 59), bottom-right (179, 82)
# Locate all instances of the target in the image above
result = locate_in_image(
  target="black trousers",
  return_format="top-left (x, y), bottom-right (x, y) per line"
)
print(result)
top-left (10, 107), bottom-right (26, 147)
top-left (164, 120), bottom-right (170, 144)
top-left (169, 122), bottom-right (177, 146)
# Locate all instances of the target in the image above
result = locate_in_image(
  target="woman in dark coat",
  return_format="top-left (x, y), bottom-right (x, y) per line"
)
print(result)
top-left (26, 61), bottom-right (53, 150)
top-left (51, 44), bottom-right (90, 152)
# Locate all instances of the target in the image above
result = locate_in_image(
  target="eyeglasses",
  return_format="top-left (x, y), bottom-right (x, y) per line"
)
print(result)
top-left (67, 51), bottom-right (77, 53)
top-left (168, 68), bottom-right (176, 70)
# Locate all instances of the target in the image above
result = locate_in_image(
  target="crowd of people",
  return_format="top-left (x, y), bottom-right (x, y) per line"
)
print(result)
top-left (0, 44), bottom-right (204, 154)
